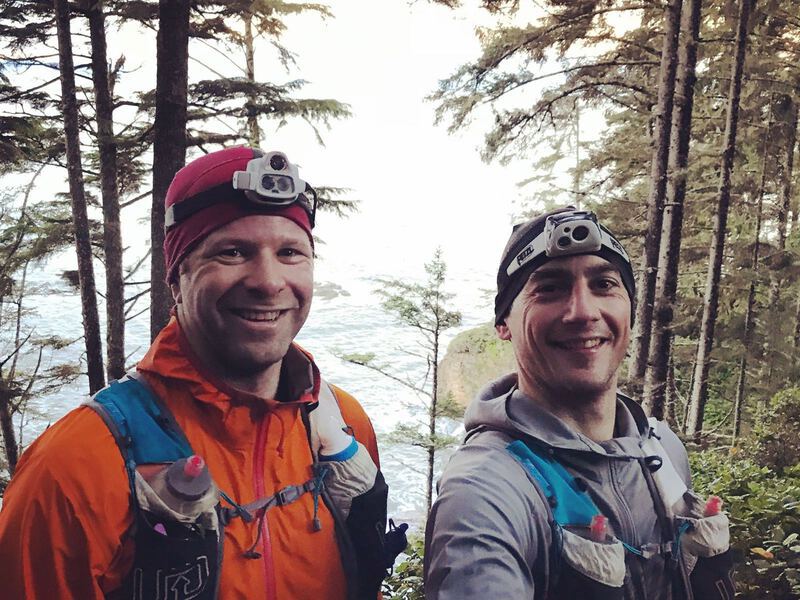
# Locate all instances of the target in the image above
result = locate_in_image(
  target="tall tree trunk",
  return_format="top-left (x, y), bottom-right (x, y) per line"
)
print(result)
top-left (686, 0), bottom-right (754, 437)
top-left (769, 97), bottom-right (797, 304)
top-left (767, 98), bottom-right (797, 371)
top-left (54, 0), bottom-right (105, 393)
top-left (86, 0), bottom-right (125, 380)
top-left (150, 0), bottom-right (190, 340)
top-left (764, 98), bottom-right (797, 382)
top-left (630, 0), bottom-right (683, 385)
top-left (642, 0), bottom-right (701, 418)
top-left (573, 100), bottom-right (581, 209)
top-left (0, 383), bottom-right (18, 474)
top-left (665, 341), bottom-right (678, 428)
top-left (732, 101), bottom-right (772, 442)
top-left (244, 11), bottom-right (261, 147)
top-left (427, 327), bottom-right (439, 514)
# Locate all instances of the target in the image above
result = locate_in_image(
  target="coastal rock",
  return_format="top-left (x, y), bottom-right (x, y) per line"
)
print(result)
top-left (440, 323), bottom-right (516, 409)
top-left (314, 281), bottom-right (351, 300)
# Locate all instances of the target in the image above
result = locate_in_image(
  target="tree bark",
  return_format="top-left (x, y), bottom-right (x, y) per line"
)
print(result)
top-left (427, 331), bottom-right (438, 515)
top-left (642, 0), bottom-right (701, 418)
top-left (767, 98), bottom-right (797, 312)
top-left (244, 11), bottom-right (261, 147)
top-left (54, 0), bottom-right (105, 393)
top-left (87, 0), bottom-right (125, 380)
top-left (630, 0), bottom-right (683, 385)
top-left (150, 0), bottom-right (190, 340)
top-left (763, 98), bottom-right (798, 384)
top-left (0, 384), bottom-right (18, 474)
top-left (732, 101), bottom-right (772, 442)
top-left (686, 0), bottom-right (754, 437)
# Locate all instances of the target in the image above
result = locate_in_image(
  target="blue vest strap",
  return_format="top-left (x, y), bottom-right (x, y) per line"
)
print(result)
top-left (507, 440), bottom-right (599, 527)
top-left (88, 376), bottom-right (193, 466)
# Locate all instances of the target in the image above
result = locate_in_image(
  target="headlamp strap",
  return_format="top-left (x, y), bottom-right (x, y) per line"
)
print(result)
top-left (506, 224), bottom-right (629, 277)
top-left (164, 183), bottom-right (315, 231)
top-left (165, 183), bottom-right (235, 231)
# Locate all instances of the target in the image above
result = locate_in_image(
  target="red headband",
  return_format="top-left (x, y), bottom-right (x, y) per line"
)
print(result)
top-left (163, 147), bottom-right (313, 282)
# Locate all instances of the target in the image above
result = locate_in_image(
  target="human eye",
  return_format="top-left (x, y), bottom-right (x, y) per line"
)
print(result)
top-left (531, 279), bottom-right (566, 297)
top-left (594, 276), bottom-right (621, 292)
top-left (278, 240), bottom-right (312, 260)
top-left (534, 282), bottom-right (559, 294)
top-left (218, 247), bottom-right (243, 258)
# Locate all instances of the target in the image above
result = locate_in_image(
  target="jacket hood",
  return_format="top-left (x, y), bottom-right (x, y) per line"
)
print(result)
top-left (464, 372), bottom-right (652, 457)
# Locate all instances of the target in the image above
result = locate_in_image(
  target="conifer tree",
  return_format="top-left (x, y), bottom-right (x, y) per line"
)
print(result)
top-left (86, 0), bottom-right (125, 378)
top-left (342, 249), bottom-right (462, 513)
top-left (631, 0), bottom-right (683, 387)
top-left (686, 0), bottom-right (755, 436)
top-left (149, 0), bottom-right (190, 337)
top-left (54, 0), bottom-right (105, 393)
top-left (642, 0), bottom-right (703, 418)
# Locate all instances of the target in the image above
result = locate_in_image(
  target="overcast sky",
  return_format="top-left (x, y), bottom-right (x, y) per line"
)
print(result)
top-left (226, 0), bottom-right (537, 282)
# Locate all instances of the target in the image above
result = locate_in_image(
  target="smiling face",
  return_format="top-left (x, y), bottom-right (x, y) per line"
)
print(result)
top-left (496, 254), bottom-right (631, 406)
top-left (171, 215), bottom-right (313, 392)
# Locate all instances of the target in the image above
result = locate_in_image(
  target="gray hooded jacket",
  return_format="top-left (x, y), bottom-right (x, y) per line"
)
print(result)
top-left (424, 373), bottom-right (692, 600)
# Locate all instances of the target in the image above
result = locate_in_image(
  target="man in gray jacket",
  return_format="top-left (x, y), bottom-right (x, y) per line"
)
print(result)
top-left (424, 208), bottom-right (734, 599)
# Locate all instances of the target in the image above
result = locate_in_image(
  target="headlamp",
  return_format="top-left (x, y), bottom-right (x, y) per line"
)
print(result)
top-left (506, 210), bottom-right (629, 277)
top-left (165, 150), bottom-right (317, 230)
top-left (232, 151), bottom-right (304, 204)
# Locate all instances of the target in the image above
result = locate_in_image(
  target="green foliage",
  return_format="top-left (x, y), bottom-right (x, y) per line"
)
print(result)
top-left (435, 0), bottom-right (800, 443)
top-left (0, 189), bottom-right (82, 475)
top-left (746, 387), bottom-right (800, 475)
top-left (377, 251), bottom-right (462, 337)
top-left (341, 248), bottom-right (463, 511)
top-left (690, 448), bottom-right (800, 599)
top-left (383, 534), bottom-right (425, 600)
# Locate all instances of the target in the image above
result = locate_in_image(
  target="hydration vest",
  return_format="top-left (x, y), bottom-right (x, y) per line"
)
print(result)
top-left (87, 373), bottom-right (405, 600)
top-left (502, 421), bottom-right (735, 600)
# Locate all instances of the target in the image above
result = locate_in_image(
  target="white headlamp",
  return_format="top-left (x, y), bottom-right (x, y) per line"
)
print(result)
top-left (232, 151), bottom-right (306, 205)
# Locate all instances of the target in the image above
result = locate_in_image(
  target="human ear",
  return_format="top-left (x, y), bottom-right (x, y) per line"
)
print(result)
top-left (496, 322), bottom-right (512, 341)
top-left (170, 281), bottom-right (182, 304)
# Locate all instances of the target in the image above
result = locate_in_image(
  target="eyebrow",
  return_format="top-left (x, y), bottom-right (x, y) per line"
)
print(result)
top-left (530, 264), bottom-right (621, 280)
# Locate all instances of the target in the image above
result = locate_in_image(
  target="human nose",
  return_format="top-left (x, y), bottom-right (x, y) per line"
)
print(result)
top-left (244, 253), bottom-right (285, 295)
top-left (562, 281), bottom-right (600, 323)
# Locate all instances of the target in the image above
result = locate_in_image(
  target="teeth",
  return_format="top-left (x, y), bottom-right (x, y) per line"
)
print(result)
top-left (236, 309), bottom-right (281, 322)
top-left (559, 338), bottom-right (603, 349)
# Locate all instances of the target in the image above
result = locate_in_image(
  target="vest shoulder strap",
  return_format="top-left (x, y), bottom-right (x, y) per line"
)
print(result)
top-left (506, 439), bottom-right (600, 527)
top-left (86, 374), bottom-right (193, 467)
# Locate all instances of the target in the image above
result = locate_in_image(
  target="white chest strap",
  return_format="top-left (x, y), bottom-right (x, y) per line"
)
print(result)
top-left (307, 378), bottom-right (350, 458)
top-left (640, 417), bottom-right (688, 514)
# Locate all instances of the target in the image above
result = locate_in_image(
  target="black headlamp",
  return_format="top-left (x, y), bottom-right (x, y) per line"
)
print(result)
top-left (506, 210), bottom-right (630, 278)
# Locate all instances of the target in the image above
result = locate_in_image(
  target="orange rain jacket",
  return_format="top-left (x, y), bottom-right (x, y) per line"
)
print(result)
top-left (0, 318), bottom-right (380, 599)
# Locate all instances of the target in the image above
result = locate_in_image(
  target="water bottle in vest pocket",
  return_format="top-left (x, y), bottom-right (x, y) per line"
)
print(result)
top-left (674, 493), bottom-right (735, 600)
top-left (553, 526), bottom-right (626, 600)
top-left (113, 456), bottom-right (221, 600)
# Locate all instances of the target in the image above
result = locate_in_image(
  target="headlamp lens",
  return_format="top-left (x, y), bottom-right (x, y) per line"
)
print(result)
top-left (557, 236), bottom-right (571, 248)
top-left (269, 154), bottom-right (287, 170)
top-left (572, 225), bottom-right (589, 241)
top-left (261, 174), bottom-right (295, 195)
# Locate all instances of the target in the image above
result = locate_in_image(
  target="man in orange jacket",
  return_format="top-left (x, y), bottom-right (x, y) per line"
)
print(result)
top-left (0, 147), bottom-right (388, 599)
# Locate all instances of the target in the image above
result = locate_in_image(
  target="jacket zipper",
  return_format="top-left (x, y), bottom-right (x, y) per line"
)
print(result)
top-left (608, 458), bottom-right (648, 599)
top-left (254, 414), bottom-right (278, 600)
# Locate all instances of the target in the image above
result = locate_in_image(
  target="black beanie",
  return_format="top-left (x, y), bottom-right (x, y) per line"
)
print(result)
top-left (494, 207), bottom-right (636, 325)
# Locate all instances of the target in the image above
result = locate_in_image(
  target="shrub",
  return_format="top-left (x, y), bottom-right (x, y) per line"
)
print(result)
top-left (382, 534), bottom-right (425, 599)
top-left (690, 448), bottom-right (800, 599)
top-left (747, 387), bottom-right (800, 475)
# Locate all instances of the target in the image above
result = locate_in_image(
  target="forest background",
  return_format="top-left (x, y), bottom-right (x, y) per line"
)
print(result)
top-left (2, 0), bottom-right (800, 597)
